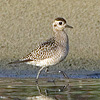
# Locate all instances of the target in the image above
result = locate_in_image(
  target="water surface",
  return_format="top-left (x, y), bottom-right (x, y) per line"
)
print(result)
top-left (0, 78), bottom-right (100, 100)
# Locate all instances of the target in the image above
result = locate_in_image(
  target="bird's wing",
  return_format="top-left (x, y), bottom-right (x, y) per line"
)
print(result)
top-left (9, 38), bottom-right (58, 64)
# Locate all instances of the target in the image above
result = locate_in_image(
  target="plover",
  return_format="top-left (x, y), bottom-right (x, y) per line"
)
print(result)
top-left (9, 17), bottom-right (73, 82)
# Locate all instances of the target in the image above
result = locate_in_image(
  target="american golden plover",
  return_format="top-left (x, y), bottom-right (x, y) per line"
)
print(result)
top-left (9, 17), bottom-right (73, 82)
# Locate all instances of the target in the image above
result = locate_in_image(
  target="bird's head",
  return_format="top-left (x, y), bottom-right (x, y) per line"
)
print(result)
top-left (53, 17), bottom-right (73, 31)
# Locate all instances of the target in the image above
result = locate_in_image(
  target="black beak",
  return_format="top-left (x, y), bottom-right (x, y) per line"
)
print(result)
top-left (66, 24), bottom-right (73, 28)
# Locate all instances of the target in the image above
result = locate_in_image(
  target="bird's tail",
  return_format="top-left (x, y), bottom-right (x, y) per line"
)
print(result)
top-left (8, 59), bottom-right (33, 64)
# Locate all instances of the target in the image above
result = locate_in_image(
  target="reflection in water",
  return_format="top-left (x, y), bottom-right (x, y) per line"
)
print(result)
top-left (26, 83), bottom-right (71, 100)
top-left (0, 78), bottom-right (100, 100)
top-left (26, 95), bottom-right (55, 100)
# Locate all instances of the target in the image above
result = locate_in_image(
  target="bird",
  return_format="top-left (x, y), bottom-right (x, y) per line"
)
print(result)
top-left (9, 17), bottom-right (73, 83)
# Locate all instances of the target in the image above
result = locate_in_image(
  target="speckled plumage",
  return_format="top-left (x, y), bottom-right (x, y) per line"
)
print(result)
top-left (22, 38), bottom-right (58, 61)
top-left (9, 17), bottom-right (73, 82)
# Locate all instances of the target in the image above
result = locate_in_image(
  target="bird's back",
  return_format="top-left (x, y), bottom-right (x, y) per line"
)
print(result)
top-left (22, 37), bottom-right (58, 61)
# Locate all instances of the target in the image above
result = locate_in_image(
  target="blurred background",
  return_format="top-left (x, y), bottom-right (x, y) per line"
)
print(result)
top-left (0, 0), bottom-right (100, 78)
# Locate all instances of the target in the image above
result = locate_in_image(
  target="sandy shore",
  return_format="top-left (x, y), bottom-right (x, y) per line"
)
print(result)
top-left (0, 0), bottom-right (100, 76)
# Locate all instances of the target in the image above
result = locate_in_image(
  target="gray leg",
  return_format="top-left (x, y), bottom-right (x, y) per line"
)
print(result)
top-left (36, 67), bottom-right (45, 83)
top-left (45, 69), bottom-right (69, 85)
top-left (45, 69), bottom-right (69, 78)
top-left (45, 67), bottom-right (49, 72)
top-left (58, 70), bottom-right (69, 79)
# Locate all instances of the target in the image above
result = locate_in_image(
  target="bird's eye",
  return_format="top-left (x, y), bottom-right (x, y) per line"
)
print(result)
top-left (59, 22), bottom-right (62, 25)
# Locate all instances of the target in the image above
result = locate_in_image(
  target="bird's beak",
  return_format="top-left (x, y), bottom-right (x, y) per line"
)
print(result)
top-left (66, 24), bottom-right (73, 28)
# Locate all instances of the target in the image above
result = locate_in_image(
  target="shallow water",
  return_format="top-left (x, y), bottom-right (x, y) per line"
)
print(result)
top-left (0, 78), bottom-right (100, 100)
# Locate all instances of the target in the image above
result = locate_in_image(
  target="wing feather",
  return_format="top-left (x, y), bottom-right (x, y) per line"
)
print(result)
top-left (9, 37), bottom-right (59, 64)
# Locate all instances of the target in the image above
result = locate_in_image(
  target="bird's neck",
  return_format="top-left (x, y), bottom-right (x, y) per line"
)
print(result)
top-left (54, 30), bottom-right (69, 48)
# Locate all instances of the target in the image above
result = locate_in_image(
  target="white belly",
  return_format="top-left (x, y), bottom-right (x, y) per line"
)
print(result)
top-left (26, 56), bottom-right (60, 67)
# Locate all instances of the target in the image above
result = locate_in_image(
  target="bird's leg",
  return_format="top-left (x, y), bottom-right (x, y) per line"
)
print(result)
top-left (45, 70), bottom-right (69, 86)
top-left (45, 69), bottom-right (69, 79)
top-left (45, 67), bottom-right (69, 84)
top-left (36, 67), bottom-right (45, 84)
top-left (45, 67), bottom-right (56, 84)
top-left (58, 70), bottom-right (69, 79)
top-left (45, 67), bottom-right (49, 72)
